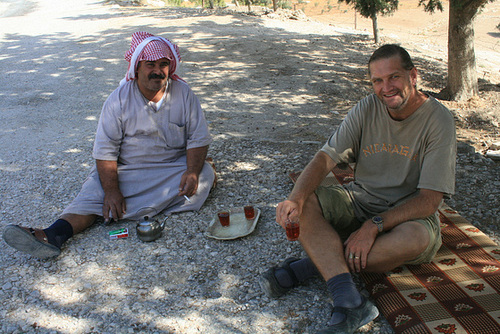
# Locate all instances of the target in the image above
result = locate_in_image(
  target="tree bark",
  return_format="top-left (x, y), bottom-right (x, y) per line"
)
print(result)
top-left (444, 0), bottom-right (488, 101)
top-left (371, 13), bottom-right (380, 44)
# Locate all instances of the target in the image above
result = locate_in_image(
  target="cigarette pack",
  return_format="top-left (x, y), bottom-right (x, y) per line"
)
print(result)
top-left (109, 228), bottom-right (129, 239)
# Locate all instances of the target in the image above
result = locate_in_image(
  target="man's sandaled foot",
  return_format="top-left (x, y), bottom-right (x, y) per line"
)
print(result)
top-left (259, 257), bottom-right (300, 298)
top-left (3, 225), bottom-right (61, 259)
top-left (317, 297), bottom-right (379, 334)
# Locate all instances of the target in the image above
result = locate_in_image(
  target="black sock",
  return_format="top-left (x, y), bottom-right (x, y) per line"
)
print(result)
top-left (326, 273), bottom-right (362, 325)
top-left (43, 219), bottom-right (74, 249)
top-left (275, 257), bottom-right (319, 287)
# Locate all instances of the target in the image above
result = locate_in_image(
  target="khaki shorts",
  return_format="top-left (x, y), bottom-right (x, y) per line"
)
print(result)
top-left (315, 185), bottom-right (442, 265)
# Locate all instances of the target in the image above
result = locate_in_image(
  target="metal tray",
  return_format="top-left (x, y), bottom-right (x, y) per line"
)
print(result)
top-left (205, 207), bottom-right (260, 240)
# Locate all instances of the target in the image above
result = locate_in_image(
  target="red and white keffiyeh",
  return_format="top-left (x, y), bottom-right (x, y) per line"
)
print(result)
top-left (121, 31), bottom-right (182, 85)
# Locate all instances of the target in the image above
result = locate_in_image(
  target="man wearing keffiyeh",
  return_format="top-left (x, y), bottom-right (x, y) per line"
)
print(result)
top-left (3, 32), bottom-right (216, 259)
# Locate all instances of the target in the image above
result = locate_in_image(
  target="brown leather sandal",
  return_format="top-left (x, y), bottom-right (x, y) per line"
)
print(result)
top-left (206, 157), bottom-right (218, 189)
top-left (3, 225), bottom-right (61, 259)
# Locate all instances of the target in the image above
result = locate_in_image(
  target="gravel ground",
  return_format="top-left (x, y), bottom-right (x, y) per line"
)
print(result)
top-left (0, 0), bottom-right (499, 333)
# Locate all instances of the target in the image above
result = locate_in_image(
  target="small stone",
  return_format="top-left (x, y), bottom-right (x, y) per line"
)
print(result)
top-left (490, 141), bottom-right (500, 150)
top-left (457, 142), bottom-right (475, 154)
top-left (485, 150), bottom-right (500, 161)
top-left (1, 282), bottom-right (12, 290)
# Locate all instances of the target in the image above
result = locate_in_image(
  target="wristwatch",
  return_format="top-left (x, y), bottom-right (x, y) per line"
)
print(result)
top-left (372, 216), bottom-right (384, 233)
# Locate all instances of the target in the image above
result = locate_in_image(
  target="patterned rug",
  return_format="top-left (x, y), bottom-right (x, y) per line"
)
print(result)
top-left (289, 167), bottom-right (500, 334)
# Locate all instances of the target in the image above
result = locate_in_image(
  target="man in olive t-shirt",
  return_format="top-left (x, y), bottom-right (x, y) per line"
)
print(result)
top-left (260, 44), bottom-right (456, 334)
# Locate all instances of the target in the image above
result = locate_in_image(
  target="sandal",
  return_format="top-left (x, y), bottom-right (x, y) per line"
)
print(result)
top-left (206, 157), bottom-right (218, 189)
top-left (317, 297), bottom-right (379, 333)
top-left (259, 257), bottom-right (300, 298)
top-left (3, 225), bottom-right (61, 259)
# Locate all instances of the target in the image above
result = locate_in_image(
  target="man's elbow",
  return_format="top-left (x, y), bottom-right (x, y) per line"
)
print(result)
top-left (419, 189), bottom-right (444, 215)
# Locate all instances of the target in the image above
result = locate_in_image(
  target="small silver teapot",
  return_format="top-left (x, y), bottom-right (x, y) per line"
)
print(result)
top-left (136, 216), bottom-right (165, 242)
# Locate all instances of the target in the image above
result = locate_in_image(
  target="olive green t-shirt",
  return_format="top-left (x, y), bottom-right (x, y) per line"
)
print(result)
top-left (320, 94), bottom-right (456, 221)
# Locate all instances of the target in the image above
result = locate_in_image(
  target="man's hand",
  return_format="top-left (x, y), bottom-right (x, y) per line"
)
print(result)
top-left (102, 188), bottom-right (126, 222)
top-left (96, 159), bottom-right (125, 222)
top-left (179, 146), bottom-right (208, 199)
top-left (276, 200), bottom-right (301, 229)
top-left (342, 188), bottom-right (444, 272)
top-left (344, 220), bottom-right (378, 272)
top-left (178, 171), bottom-right (199, 197)
top-left (276, 151), bottom-right (336, 229)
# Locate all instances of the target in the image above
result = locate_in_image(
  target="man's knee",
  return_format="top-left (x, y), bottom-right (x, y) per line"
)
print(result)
top-left (299, 194), bottom-right (331, 236)
top-left (302, 193), bottom-right (322, 216)
top-left (388, 221), bottom-right (431, 259)
top-left (365, 222), bottom-right (431, 272)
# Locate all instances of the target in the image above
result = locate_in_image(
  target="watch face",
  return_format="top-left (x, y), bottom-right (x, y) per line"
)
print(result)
top-left (372, 216), bottom-right (383, 232)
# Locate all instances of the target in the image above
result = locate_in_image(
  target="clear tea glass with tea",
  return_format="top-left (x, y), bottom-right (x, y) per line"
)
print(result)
top-left (244, 205), bottom-right (255, 220)
top-left (218, 211), bottom-right (230, 227)
top-left (285, 218), bottom-right (300, 241)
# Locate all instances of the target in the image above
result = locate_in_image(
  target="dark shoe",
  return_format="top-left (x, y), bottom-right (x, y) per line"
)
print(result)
top-left (317, 297), bottom-right (379, 334)
top-left (3, 225), bottom-right (61, 259)
top-left (259, 257), bottom-right (300, 298)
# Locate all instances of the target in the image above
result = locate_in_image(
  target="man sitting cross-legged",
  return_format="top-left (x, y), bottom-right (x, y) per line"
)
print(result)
top-left (260, 44), bottom-right (456, 334)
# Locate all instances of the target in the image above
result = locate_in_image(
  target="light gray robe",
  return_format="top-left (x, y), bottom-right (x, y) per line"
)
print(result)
top-left (63, 79), bottom-right (214, 220)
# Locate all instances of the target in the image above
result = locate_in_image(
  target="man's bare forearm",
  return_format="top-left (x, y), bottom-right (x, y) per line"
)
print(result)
top-left (375, 188), bottom-right (443, 231)
top-left (186, 146), bottom-right (208, 175)
top-left (96, 159), bottom-right (126, 220)
top-left (289, 151), bottom-right (337, 206)
top-left (96, 159), bottom-right (120, 193)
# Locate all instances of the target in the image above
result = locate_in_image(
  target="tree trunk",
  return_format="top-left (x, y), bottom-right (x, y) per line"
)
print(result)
top-left (272, 0), bottom-right (277, 12)
top-left (371, 13), bottom-right (379, 44)
top-left (444, 0), bottom-right (488, 101)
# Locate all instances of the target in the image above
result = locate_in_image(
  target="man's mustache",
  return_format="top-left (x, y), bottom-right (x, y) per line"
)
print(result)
top-left (149, 73), bottom-right (166, 80)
